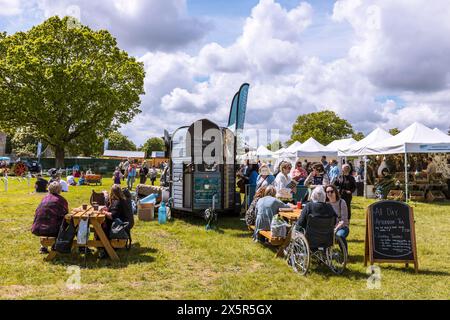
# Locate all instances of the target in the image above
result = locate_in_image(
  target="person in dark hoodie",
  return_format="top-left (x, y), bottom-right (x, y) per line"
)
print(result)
top-left (295, 186), bottom-right (337, 233)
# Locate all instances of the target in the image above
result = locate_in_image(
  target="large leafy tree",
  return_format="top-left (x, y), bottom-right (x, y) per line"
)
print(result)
top-left (10, 127), bottom-right (48, 157)
top-left (352, 131), bottom-right (365, 141)
top-left (108, 131), bottom-right (136, 151)
top-left (0, 17), bottom-right (145, 167)
top-left (266, 140), bottom-right (283, 151)
top-left (141, 137), bottom-right (165, 157)
top-left (289, 111), bottom-right (355, 145)
top-left (389, 128), bottom-right (401, 136)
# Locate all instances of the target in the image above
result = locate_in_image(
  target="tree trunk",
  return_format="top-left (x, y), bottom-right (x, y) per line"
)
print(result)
top-left (55, 146), bottom-right (65, 168)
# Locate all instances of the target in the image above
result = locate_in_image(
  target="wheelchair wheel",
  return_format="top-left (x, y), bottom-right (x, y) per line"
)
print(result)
top-left (286, 232), bottom-right (310, 275)
top-left (327, 236), bottom-right (347, 274)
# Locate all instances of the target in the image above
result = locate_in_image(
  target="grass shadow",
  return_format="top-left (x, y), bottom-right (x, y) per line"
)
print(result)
top-left (49, 242), bottom-right (158, 269)
top-left (174, 212), bottom-right (248, 233)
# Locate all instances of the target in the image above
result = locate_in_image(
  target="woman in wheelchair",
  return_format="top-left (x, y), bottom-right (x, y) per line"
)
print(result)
top-left (288, 186), bottom-right (347, 274)
top-left (295, 186), bottom-right (337, 234)
top-left (325, 184), bottom-right (349, 250)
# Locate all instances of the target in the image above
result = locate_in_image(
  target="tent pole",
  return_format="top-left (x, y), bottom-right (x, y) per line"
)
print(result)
top-left (404, 152), bottom-right (409, 202)
top-left (364, 156), bottom-right (367, 198)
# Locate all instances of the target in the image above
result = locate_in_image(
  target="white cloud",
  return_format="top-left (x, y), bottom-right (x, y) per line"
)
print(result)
top-left (333, 0), bottom-right (450, 92)
top-left (0, 0), bottom-right (22, 16)
top-left (7, 0), bottom-right (448, 144)
top-left (37, 0), bottom-right (210, 52)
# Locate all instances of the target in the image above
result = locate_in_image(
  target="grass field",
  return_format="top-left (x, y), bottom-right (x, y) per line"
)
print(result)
top-left (0, 177), bottom-right (449, 300)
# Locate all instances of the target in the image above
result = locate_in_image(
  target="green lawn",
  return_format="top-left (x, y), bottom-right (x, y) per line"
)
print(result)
top-left (0, 177), bottom-right (449, 300)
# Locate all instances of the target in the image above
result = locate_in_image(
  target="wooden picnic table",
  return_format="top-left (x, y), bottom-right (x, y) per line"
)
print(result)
top-left (278, 208), bottom-right (301, 223)
top-left (40, 205), bottom-right (126, 262)
top-left (249, 207), bottom-right (303, 257)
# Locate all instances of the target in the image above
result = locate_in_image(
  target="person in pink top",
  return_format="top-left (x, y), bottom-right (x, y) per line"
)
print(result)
top-left (291, 159), bottom-right (308, 184)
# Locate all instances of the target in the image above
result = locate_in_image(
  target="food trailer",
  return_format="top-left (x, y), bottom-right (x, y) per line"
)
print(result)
top-left (164, 83), bottom-right (250, 216)
top-left (168, 119), bottom-right (238, 215)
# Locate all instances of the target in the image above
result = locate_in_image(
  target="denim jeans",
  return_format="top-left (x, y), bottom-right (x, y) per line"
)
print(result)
top-left (127, 176), bottom-right (135, 190)
top-left (335, 226), bottom-right (349, 250)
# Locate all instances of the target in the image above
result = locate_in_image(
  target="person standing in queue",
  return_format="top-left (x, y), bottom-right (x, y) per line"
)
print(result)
top-left (335, 164), bottom-right (356, 221)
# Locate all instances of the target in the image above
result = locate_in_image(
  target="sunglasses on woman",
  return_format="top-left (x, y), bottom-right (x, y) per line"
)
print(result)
top-left (326, 190), bottom-right (334, 194)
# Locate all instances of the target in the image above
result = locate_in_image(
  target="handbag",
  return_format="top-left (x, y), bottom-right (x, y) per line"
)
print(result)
top-left (109, 218), bottom-right (130, 240)
top-left (54, 218), bottom-right (76, 254)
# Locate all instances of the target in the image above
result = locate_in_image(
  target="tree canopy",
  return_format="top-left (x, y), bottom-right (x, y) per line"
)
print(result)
top-left (9, 127), bottom-right (48, 158)
top-left (289, 111), bottom-right (355, 145)
top-left (0, 16), bottom-right (145, 167)
top-left (140, 137), bottom-right (165, 157)
top-left (389, 128), bottom-right (401, 136)
top-left (352, 131), bottom-right (365, 141)
top-left (107, 131), bottom-right (136, 151)
top-left (266, 140), bottom-right (283, 151)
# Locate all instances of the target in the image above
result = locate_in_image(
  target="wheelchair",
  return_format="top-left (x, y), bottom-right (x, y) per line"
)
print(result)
top-left (285, 216), bottom-right (347, 275)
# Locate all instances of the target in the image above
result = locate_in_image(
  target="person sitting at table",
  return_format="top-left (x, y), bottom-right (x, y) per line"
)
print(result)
top-left (304, 163), bottom-right (330, 187)
top-left (99, 184), bottom-right (134, 258)
top-left (325, 184), bottom-right (349, 250)
top-left (31, 182), bottom-right (69, 254)
top-left (291, 159), bottom-right (308, 185)
top-left (295, 186), bottom-right (337, 233)
top-left (34, 174), bottom-right (48, 193)
top-left (256, 164), bottom-right (275, 191)
top-left (254, 186), bottom-right (292, 242)
top-left (274, 161), bottom-right (296, 198)
top-left (245, 186), bottom-right (266, 227)
top-left (77, 172), bottom-right (86, 186)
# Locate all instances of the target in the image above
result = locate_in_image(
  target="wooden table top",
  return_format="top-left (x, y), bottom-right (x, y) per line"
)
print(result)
top-left (278, 208), bottom-right (301, 222)
top-left (65, 205), bottom-right (106, 225)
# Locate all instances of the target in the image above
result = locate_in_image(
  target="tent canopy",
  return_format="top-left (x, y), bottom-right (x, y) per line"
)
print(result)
top-left (327, 138), bottom-right (357, 152)
top-left (285, 141), bottom-right (302, 153)
top-left (365, 122), bottom-right (450, 155)
top-left (273, 147), bottom-right (287, 155)
top-left (256, 145), bottom-right (274, 157)
top-left (296, 137), bottom-right (337, 157)
top-left (338, 128), bottom-right (392, 156)
top-left (103, 150), bottom-right (145, 159)
top-left (432, 128), bottom-right (450, 142)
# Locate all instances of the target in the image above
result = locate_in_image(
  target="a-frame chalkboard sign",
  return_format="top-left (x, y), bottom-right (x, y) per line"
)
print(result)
top-left (364, 200), bottom-right (419, 273)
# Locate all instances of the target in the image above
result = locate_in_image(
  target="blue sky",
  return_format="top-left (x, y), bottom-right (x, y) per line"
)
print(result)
top-left (1, 0), bottom-right (449, 145)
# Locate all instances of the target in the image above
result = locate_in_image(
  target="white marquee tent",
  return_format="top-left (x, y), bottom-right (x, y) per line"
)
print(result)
top-left (432, 128), bottom-right (450, 142)
top-left (285, 141), bottom-right (302, 154)
top-left (358, 123), bottom-right (450, 200)
top-left (327, 138), bottom-right (357, 152)
top-left (296, 137), bottom-right (337, 157)
top-left (256, 145), bottom-right (275, 157)
top-left (338, 128), bottom-right (393, 157)
top-left (365, 122), bottom-right (450, 155)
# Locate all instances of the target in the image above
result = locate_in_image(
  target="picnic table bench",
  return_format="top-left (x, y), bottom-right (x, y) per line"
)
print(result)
top-left (41, 205), bottom-right (126, 262)
top-left (249, 208), bottom-right (302, 257)
top-left (85, 174), bottom-right (102, 186)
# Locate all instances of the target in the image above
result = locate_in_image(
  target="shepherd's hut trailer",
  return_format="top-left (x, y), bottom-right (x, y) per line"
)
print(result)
top-left (168, 119), bottom-right (238, 215)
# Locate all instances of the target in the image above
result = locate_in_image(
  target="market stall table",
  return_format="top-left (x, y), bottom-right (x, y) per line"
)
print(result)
top-left (40, 205), bottom-right (126, 262)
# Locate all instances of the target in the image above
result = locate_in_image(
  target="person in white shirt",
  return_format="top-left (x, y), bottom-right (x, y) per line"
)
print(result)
top-left (67, 175), bottom-right (76, 186)
top-left (274, 161), bottom-right (296, 197)
top-left (59, 178), bottom-right (69, 192)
